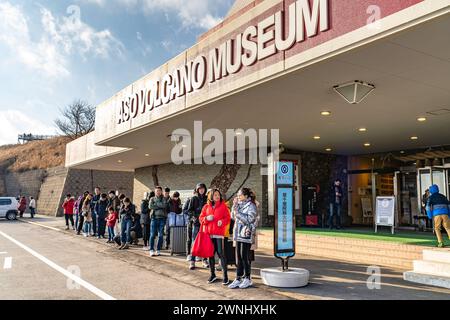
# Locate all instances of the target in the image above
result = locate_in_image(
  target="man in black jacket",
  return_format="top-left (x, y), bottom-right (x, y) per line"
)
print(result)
top-left (187, 183), bottom-right (209, 270)
top-left (328, 179), bottom-right (343, 230)
top-left (95, 193), bottom-right (109, 239)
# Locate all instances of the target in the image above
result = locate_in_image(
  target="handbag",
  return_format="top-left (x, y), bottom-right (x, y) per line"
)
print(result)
top-left (191, 226), bottom-right (214, 258)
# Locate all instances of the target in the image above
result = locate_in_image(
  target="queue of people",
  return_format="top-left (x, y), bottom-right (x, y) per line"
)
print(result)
top-left (61, 183), bottom-right (260, 289)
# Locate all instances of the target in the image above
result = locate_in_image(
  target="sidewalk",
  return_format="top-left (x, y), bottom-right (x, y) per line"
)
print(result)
top-left (18, 215), bottom-right (450, 300)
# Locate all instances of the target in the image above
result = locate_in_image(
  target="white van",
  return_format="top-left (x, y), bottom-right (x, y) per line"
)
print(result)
top-left (0, 197), bottom-right (19, 220)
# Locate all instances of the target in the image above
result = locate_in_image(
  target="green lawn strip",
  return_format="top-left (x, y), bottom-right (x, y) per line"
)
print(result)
top-left (259, 227), bottom-right (440, 247)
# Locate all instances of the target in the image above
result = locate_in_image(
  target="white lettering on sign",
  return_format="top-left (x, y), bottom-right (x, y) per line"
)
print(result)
top-left (118, 0), bottom-right (330, 124)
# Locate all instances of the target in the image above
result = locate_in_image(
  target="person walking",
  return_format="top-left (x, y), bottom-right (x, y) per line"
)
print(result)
top-left (18, 196), bottom-right (27, 218)
top-left (328, 179), bottom-right (343, 230)
top-left (29, 197), bottom-right (36, 218)
top-left (95, 193), bottom-right (109, 239)
top-left (228, 188), bottom-right (258, 289)
top-left (119, 198), bottom-right (135, 250)
top-left (187, 183), bottom-right (209, 270)
top-left (62, 194), bottom-right (75, 230)
top-left (77, 191), bottom-right (89, 235)
top-left (140, 192), bottom-right (152, 250)
top-left (149, 186), bottom-right (169, 257)
top-left (82, 195), bottom-right (93, 237)
top-left (426, 184), bottom-right (450, 248)
top-left (106, 207), bottom-right (118, 243)
top-left (199, 189), bottom-right (231, 285)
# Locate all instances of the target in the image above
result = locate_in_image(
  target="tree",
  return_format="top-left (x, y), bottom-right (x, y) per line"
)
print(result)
top-left (54, 100), bottom-right (95, 139)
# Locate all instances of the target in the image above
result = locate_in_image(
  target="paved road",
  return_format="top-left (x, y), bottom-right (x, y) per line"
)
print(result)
top-left (1, 216), bottom-right (449, 300)
top-left (0, 219), bottom-right (228, 300)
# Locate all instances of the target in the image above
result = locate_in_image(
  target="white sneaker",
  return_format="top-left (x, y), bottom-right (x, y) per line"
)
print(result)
top-left (228, 279), bottom-right (242, 289)
top-left (238, 278), bottom-right (253, 289)
top-left (195, 257), bottom-right (202, 262)
top-left (202, 260), bottom-right (210, 268)
top-left (142, 246), bottom-right (148, 251)
top-left (149, 250), bottom-right (155, 257)
top-left (186, 255), bottom-right (192, 261)
top-left (156, 251), bottom-right (161, 256)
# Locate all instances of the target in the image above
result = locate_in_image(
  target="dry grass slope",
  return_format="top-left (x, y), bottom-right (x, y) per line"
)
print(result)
top-left (0, 137), bottom-right (71, 172)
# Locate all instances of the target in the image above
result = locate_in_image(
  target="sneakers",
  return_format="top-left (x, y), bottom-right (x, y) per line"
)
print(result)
top-left (238, 278), bottom-right (253, 289)
top-left (437, 242), bottom-right (445, 248)
top-left (149, 250), bottom-right (155, 257)
top-left (189, 261), bottom-right (195, 270)
top-left (228, 279), bottom-right (242, 289)
top-left (195, 257), bottom-right (202, 262)
top-left (142, 246), bottom-right (149, 251)
top-left (65, 226), bottom-right (69, 230)
top-left (222, 277), bottom-right (230, 285)
top-left (156, 251), bottom-right (161, 256)
top-left (207, 275), bottom-right (218, 284)
top-left (202, 260), bottom-right (210, 269)
top-left (186, 255), bottom-right (192, 262)
top-left (122, 243), bottom-right (129, 250)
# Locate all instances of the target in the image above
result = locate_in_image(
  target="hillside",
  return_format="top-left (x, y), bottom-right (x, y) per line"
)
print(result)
top-left (0, 137), bottom-right (71, 172)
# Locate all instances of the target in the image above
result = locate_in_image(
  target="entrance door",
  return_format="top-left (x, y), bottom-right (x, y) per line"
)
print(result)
top-left (394, 171), bottom-right (418, 226)
top-left (418, 167), bottom-right (448, 199)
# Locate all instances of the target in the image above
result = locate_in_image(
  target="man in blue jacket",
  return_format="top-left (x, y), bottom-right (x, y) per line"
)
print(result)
top-left (426, 184), bottom-right (450, 247)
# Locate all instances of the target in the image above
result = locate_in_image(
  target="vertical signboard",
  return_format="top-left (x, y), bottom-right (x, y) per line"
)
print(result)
top-left (274, 161), bottom-right (296, 266)
top-left (375, 196), bottom-right (395, 234)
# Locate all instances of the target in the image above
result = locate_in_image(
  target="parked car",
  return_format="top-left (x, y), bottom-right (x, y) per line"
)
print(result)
top-left (0, 197), bottom-right (19, 220)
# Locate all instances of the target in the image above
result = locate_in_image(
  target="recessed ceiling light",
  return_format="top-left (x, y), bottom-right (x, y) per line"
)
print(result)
top-left (400, 151), bottom-right (405, 154)
top-left (325, 148), bottom-right (332, 152)
top-left (410, 136), bottom-right (419, 140)
top-left (417, 117), bottom-right (427, 122)
top-left (117, 160), bottom-right (123, 163)
top-left (364, 143), bottom-right (371, 147)
top-left (313, 136), bottom-right (321, 140)
top-left (145, 154), bottom-right (150, 157)
top-left (321, 111), bottom-right (331, 116)
top-left (358, 128), bottom-right (367, 132)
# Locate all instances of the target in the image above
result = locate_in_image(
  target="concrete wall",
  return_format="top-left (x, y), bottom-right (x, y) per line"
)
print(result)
top-left (4, 169), bottom-right (46, 200)
top-left (134, 163), bottom-right (264, 213)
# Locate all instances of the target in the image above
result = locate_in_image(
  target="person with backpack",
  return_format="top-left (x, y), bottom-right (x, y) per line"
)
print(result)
top-left (62, 194), bottom-right (75, 230)
top-left (187, 183), bottom-right (209, 270)
top-left (95, 193), bottom-right (109, 239)
top-left (228, 188), bottom-right (258, 289)
top-left (199, 188), bottom-right (231, 285)
top-left (140, 192), bottom-right (153, 250)
top-left (426, 184), bottom-right (450, 248)
top-left (149, 186), bottom-right (169, 256)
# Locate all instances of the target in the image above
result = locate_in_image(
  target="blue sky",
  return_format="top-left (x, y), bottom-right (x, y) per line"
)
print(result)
top-left (0, 0), bottom-right (234, 145)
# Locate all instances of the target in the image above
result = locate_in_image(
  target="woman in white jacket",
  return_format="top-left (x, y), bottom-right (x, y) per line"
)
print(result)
top-left (229, 188), bottom-right (258, 289)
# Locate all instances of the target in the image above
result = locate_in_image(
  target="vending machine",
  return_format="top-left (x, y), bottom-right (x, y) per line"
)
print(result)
top-left (302, 185), bottom-right (320, 227)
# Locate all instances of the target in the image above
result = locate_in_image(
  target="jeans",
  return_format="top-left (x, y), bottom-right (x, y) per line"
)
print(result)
top-left (75, 214), bottom-right (79, 230)
top-left (328, 203), bottom-right (342, 228)
top-left (65, 214), bottom-right (74, 227)
top-left (142, 223), bottom-right (151, 247)
top-left (30, 208), bottom-right (35, 218)
top-left (190, 223), bottom-right (201, 262)
top-left (121, 218), bottom-right (132, 244)
top-left (84, 221), bottom-right (93, 234)
top-left (209, 238), bottom-right (227, 279)
top-left (97, 216), bottom-right (106, 237)
top-left (236, 242), bottom-right (252, 279)
top-left (150, 218), bottom-right (166, 251)
top-left (108, 226), bottom-right (115, 241)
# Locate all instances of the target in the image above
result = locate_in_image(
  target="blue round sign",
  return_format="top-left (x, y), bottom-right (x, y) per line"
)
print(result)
top-left (280, 164), bottom-right (289, 174)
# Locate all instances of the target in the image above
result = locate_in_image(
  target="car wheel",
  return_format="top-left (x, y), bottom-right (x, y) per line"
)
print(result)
top-left (6, 212), bottom-right (17, 221)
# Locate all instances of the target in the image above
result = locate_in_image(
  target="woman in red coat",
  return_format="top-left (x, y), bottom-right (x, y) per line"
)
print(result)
top-left (199, 189), bottom-right (231, 285)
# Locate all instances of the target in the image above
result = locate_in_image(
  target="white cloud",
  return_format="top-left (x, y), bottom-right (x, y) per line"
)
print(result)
top-left (0, 110), bottom-right (57, 146)
top-left (0, 1), bottom-right (124, 79)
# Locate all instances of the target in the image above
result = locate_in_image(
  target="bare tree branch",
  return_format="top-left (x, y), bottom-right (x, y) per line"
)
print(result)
top-left (54, 100), bottom-right (95, 139)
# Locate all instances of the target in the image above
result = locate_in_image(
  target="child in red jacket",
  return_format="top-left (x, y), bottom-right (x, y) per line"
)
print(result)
top-left (106, 207), bottom-right (118, 243)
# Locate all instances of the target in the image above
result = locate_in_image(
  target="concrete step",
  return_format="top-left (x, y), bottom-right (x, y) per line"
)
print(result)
top-left (413, 260), bottom-right (450, 278)
top-left (404, 271), bottom-right (450, 289)
top-left (423, 249), bottom-right (450, 264)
